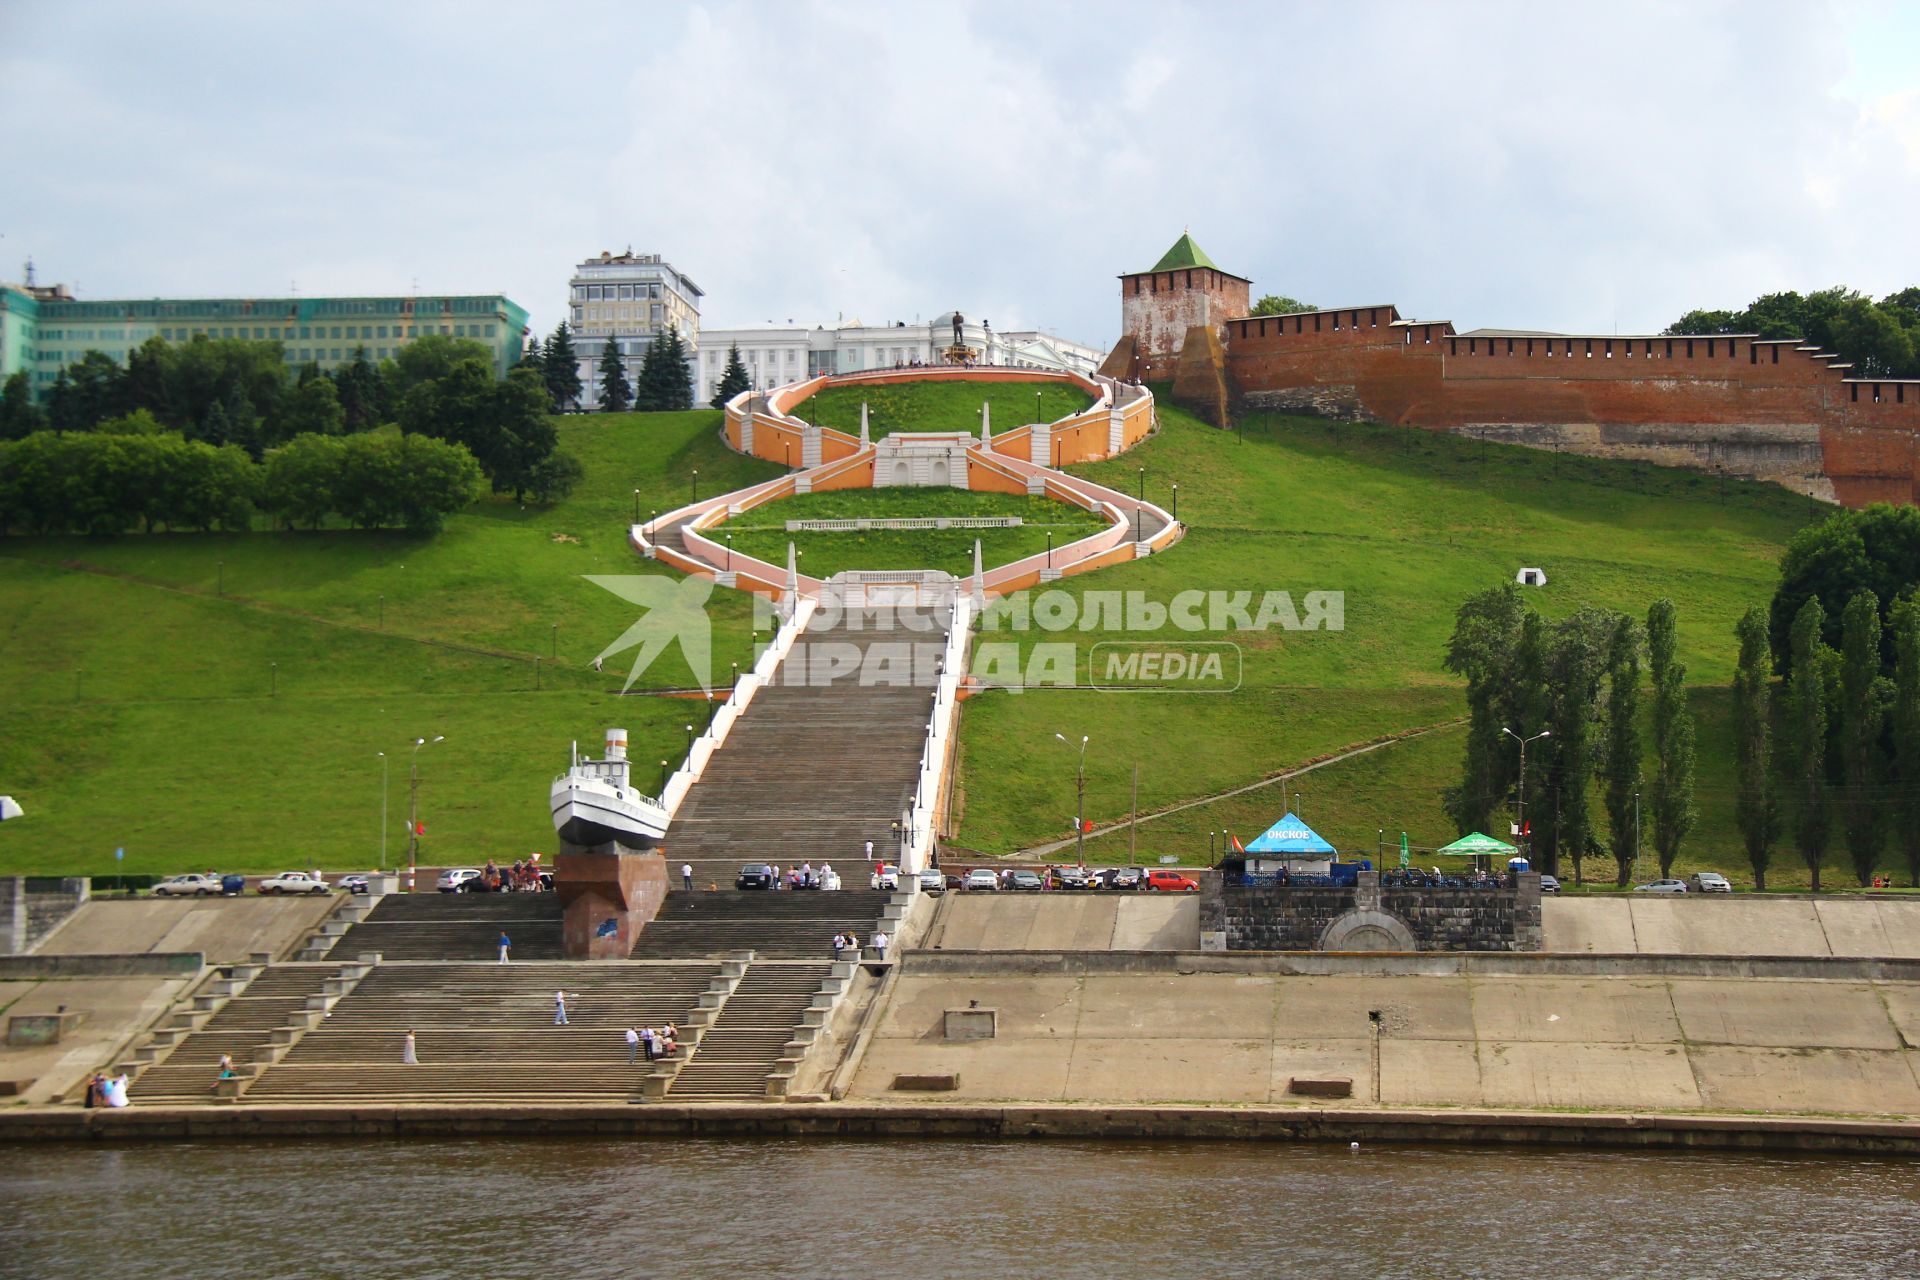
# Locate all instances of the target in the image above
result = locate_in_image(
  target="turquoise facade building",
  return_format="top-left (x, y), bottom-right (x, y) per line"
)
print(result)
top-left (0, 281), bottom-right (530, 397)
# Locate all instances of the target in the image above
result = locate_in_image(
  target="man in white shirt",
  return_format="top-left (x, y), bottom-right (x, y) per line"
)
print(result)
top-left (872, 930), bottom-right (890, 960)
top-left (554, 989), bottom-right (576, 1025)
top-left (625, 1026), bottom-right (641, 1065)
top-left (681, 863), bottom-right (693, 891)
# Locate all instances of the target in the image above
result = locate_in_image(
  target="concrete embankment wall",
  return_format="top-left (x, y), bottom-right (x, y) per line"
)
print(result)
top-left (6, 1102), bottom-right (1918, 1155)
top-left (931, 893), bottom-right (1920, 958)
top-left (1545, 896), bottom-right (1920, 957)
top-left (33, 896), bottom-right (336, 964)
top-left (850, 956), bottom-right (1920, 1120)
top-left (929, 894), bottom-right (1197, 951)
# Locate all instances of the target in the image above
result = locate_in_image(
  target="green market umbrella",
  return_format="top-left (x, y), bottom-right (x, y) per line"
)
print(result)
top-left (1436, 831), bottom-right (1517, 856)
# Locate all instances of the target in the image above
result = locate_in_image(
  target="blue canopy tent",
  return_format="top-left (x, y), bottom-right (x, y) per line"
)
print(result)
top-left (1245, 812), bottom-right (1335, 856)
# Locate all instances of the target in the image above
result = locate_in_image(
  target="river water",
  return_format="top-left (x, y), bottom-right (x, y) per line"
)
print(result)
top-left (3, 1137), bottom-right (1916, 1279)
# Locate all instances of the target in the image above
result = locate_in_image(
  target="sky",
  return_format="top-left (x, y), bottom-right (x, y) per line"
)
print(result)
top-left (2, 0), bottom-right (1918, 350)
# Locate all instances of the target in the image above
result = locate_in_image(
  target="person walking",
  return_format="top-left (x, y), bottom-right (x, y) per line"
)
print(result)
top-left (625, 1026), bottom-right (641, 1065)
top-left (872, 929), bottom-right (890, 961)
top-left (403, 1030), bottom-right (418, 1065)
top-left (682, 863), bottom-right (694, 892)
top-left (497, 932), bottom-right (511, 964)
top-left (554, 989), bottom-right (577, 1026)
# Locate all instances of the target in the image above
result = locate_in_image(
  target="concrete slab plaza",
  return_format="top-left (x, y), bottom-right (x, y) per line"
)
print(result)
top-left (851, 969), bottom-right (1920, 1117)
top-left (1544, 896), bottom-right (1920, 957)
top-left (930, 894), bottom-right (1196, 951)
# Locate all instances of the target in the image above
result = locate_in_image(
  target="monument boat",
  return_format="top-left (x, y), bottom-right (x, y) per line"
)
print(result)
top-left (551, 728), bottom-right (669, 849)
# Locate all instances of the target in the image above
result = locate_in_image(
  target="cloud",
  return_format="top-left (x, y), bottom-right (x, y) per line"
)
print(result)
top-left (1, 0), bottom-right (1915, 350)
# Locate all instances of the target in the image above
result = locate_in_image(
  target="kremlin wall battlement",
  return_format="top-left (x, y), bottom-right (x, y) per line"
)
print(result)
top-left (1103, 237), bottom-right (1920, 508)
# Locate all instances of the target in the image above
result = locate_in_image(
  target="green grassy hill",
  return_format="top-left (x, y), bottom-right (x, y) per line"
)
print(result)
top-left (0, 392), bottom-right (1851, 888)
top-left (790, 378), bottom-right (1092, 435)
top-left (0, 410), bottom-right (780, 876)
top-left (951, 396), bottom-right (1829, 887)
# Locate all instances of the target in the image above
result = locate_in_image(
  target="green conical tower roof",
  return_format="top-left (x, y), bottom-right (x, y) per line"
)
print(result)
top-left (1148, 231), bottom-right (1219, 273)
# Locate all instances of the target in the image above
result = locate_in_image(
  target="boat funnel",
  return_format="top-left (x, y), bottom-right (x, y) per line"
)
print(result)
top-left (604, 729), bottom-right (628, 761)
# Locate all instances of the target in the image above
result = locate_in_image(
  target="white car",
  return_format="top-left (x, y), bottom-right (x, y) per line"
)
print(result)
top-left (437, 867), bottom-right (482, 893)
top-left (870, 863), bottom-right (900, 891)
top-left (152, 873), bottom-right (223, 897)
top-left (1633, 878), bottom-right (1688, 894)
top-left (257, 871), bottom-right (331, 895)
top-left (964, 868), bottom-right (999, 892)
top-left (1687, 871), bottom-right (1732, 893)
top-left (333, 874), bottom-right (372, 895)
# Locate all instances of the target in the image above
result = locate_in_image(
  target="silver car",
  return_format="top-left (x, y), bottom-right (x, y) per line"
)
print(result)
top-left (1687, 871), bottom-right (1732, 893)
top-left (916, 868), bottom-right (946, 895)
top-left (153, 873), bottom-right (223, 897)
top-left (1633, 878), bottom-right (1688, 894)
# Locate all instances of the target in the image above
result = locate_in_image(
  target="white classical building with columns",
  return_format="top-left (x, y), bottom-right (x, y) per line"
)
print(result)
top-left (695, 312), bottom-right (1104, 404)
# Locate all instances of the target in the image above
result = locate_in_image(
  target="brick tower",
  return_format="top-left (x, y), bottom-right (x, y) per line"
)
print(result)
top-left (1100, 232), bottom-right (1251, 383)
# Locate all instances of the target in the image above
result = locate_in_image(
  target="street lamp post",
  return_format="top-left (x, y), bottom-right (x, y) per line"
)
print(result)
top-left (1045, 530), bottom-right (1053, 570)
top-left (407, 735), bottom-right (444, 886)
top-left (632, 489), bottom-right (640, 524)
top-left (726, 533), bottom-right (734, 572)
top-left (376, 752), bottom-right (388, 872)
top-left (1293, 791), bottom-right (1302, 818)
top-left (1136, 467), bottom-right (1145, 539)
top-left (691, 469), bottom-right (699, 504)
top-left (1035, 391), bottom-right (1042, 426)
top-left (1054, 732), bottom-right (1089, 865)
top-left (1502, 726), bottom-right (1552, 864)
top-left (1171, 483), bottom-right (1178, 522)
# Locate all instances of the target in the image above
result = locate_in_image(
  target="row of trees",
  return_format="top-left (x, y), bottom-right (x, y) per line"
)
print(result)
top-left (520, 320), bottom-right (700, 414)
top-left (0, 430), bottom-right (481, 536)
top-left (1734, 592), bottom-right (1920, 890)
top-left (1, 333), bottom-right (581, 507)
top-left (589, 323), bottom-right (697, 413)
top-left (1668, 285), bottom-right (1920, 379)
top-left (1444, 586), bottom-right (1696, 884)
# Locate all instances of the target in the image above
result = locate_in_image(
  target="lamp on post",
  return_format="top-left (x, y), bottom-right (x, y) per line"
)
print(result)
top-left (690, 469), bottom-right (699, 504)
top-left (726, 533), bottom-right (734, 572)
top-left (1171, 482), bottom-right (1178, 522)
top-left (684, 723), bottom-right (695, 757)
top-left (1502, 726), bottom-right (1552, 863)
top-left (376, 752), bottom-right (388, 872)
top-left (406, 735), bottom-right (444, 874)
top-left (660, 759), bottom-right (671, 791)
top-left (1054, 732), bottom-right (1089, 866)
top-left (1293, 790), bottom-right (1302, 818)
top-left (1045, 530), bottom-right (1053, 570)
top-left (632, 489), bottom-right (640, 524)
top-left (1035, 390), bottom-right (1042, 426)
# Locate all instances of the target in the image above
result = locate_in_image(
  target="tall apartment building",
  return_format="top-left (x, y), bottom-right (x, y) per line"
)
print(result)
top-left (693, 313), bottom-right (1104, 404)
top-left (566, 250), bottom-right (702, 408)
top-left (0, 273), bottom-right (530, 396)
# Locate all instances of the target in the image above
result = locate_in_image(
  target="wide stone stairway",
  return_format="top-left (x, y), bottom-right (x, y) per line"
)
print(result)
top-left (629, 888), bottom-right (895, 959)
top-left (246, 961), bottom-right (719, 1102)
top-left (667, 604), bottom-right (947, 874)
top-left (667, 962), bottom-right (833, 1100)
top-left (132, 964), bottom-right (345, 1102)
top-left (337, 891), bottom-right (563, 961)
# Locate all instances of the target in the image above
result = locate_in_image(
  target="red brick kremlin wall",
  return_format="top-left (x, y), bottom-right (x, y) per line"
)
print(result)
top-left (1120, 266), bottom-right (1250, 381)
top-left (1212, 306), bottom-right (1920, 508)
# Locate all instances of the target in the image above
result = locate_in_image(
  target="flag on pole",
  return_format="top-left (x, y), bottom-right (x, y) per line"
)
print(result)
top-left (1230, 833), bottom-right (1245, 854)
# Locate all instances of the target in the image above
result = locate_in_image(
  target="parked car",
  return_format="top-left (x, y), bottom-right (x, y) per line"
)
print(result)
top-left (870, 864), bottom-right (901, 891)
top-left (334, 874), bottom-right (372, 895)
top-left (1538, 875), bottom-right (1561, 895)
top-left (1007, 869), bottom-right (1045, 892)
top-left (1634, 878), bottom-right (1688, 894)
top-left (1104, 866), bottom-right (1147, 891)
top-left (1052, 866), bottom-right (1094, 890)
top-left (736, 863), bottom-right (775, 890)
top-left (153, 873), bottom-right (225, 897)
top-left (258, 871), bottom-right (331, 896)
top-left (219, 874), bottom-right (246, 896)
top-left (916, 867), bottom-right (947, 895)
top-left (1146, 868), bottom-right (1200, 892)
top-left (963, 868), bottom-right (999, 892)
top-left (1688, 871), bottom-right (1732, 894)
top-left (436, 867), bottom-right (482, 893)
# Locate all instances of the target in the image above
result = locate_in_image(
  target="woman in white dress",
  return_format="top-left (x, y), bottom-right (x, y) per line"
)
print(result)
top-left (403, 1030), bottom-right (418, 1065)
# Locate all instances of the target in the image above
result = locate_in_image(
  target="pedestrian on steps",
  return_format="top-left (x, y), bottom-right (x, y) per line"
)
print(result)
top-left (682, 863), bottom-right (693, 892)
top-left (497, 932), bottom-right (511, 964)
top-left (625, 1026), bottom-right (641, 1065)
top-left (403, 1030), bottom-right (418, 1065)
top-left (554, 989), bottom-right (577, 1025)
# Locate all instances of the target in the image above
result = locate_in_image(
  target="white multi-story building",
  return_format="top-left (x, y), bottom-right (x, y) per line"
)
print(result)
top-left (693, 313), bottom-right (1105, 405)
top-left (565, 250), bottom-right (702, 408)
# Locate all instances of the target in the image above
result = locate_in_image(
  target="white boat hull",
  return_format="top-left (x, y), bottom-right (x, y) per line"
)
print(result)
top-left (551, 777), bottom-right (668, 850)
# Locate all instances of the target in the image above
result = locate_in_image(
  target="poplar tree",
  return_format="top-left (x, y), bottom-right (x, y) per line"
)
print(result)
top-left (1646, 599), bottom-right (1696, 877)
top-left (711, 343), bottom-right (751, 409)
top-left (1732, 608), bottom-right (1777, 890)
top-left (1838, 590), bottom-right (1890, 885)
top-left (542, 322), bottom-right (582, 411)
top-left (1892, 596), bottom-right (1920, 887)
top-left (1442, 585), bottom-right (1527, 837)
top-left (1544, 609), bottom-right (1615, 883)
top-left (1602, 616), bottom-right (1643, 886)
top-left (1787, 597), bottom-right (1836, 891)
top-left (598, 337), bottom-right (632, 413)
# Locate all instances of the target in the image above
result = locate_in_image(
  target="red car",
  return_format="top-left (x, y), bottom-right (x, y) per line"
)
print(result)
top-left (1146, 869), bottom-right (1199, 892)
